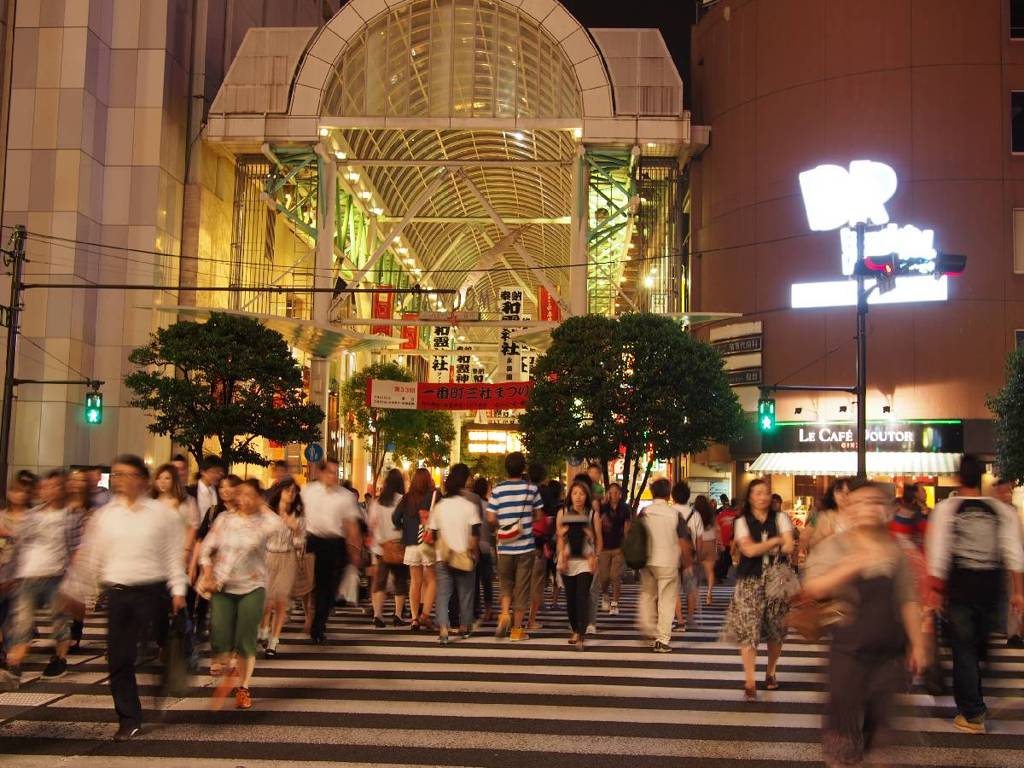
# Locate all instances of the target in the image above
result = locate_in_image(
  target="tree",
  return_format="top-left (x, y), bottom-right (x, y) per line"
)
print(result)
top-left (988, 347), bottom-right (1024, 483)
top-left (521, 313), bottom-right (746, 508)
top-left (341, 361), bottom-right (455, 487)
top-left (125, 312), bottom-right (325, 468)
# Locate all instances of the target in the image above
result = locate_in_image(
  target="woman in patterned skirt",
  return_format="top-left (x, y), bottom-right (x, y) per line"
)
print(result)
top-left (722, 479), bottom-right (795, 701)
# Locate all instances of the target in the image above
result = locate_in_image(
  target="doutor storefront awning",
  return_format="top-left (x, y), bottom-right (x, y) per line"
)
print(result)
top-left (749, 452), bottom-right (961, 476)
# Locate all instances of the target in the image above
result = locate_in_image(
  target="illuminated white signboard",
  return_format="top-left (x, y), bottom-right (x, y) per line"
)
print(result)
top-left (792, 161), bottom-right (947, 308)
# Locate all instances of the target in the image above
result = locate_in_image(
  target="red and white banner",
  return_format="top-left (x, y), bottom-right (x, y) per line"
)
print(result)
top-left (400, 313), bottom-right (418, 350)
top-left (366, 380), bottom-right (533, 411)
top-left (371, 288), bottom-right (395, 337)
top-left (538, 286), bottom-right (562, 322)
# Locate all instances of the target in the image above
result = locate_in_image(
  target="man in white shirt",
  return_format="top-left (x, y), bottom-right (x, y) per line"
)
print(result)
top-left (0, 471), bottom-right (75, 686)
top-left (638, 478), bottom-right (693, 653)
top-left (302, 459), bottom-right (361, 643)
top-left (189, 455), bottom-right (223, 525)
top-left (672, 480), bottom-right (704, 629)
top-left (59, 454), bottom-right (187, 743)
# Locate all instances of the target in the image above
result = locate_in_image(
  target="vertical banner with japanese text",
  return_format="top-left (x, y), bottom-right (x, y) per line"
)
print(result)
top-left (538, 286), bottom-right (562, 322)
top-left (430, 325), bottom-right (452, 383)
top-left (400, 313), bottom-right (419, 351)
top-left (371, 288), bottom-right (395, 337)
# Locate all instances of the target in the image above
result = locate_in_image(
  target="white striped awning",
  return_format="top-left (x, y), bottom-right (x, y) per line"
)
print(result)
top-left (748, 452), bottom-right (961, 476)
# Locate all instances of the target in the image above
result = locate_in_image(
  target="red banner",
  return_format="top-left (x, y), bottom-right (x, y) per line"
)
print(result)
top-left (538, 286), bottom-right (562, 322)
top-left (417, 381), bottom-right (533, 411)
top-left (371, 288), bottom-right (395, 337)
top-left (400, 312), bottom-right (418, 350)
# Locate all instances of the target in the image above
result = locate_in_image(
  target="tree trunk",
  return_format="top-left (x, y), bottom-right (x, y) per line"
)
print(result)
top-left (634, 461), bottom-right (654, 508)
top-left (621, 443), bottom-right (634, 507)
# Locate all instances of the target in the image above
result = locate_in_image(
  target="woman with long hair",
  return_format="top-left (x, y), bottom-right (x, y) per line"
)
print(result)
top-left (199, 478), bottom-right (287, 710)
top-left (470, 476), bottom-right (495, 623)
top-left (152, 463), bottom-right (198, 566)
top-left (693, 495), bottom-right (719, 606)
top-left (722, 479), bottom-right (795, 701)
top-left (258, 479), bottom-right (305, 657)
top-left (556, 480), bottom-right (601, 651)
top-left (393, 468), bottom-right (439, 630)
top-left (191, 474), bottom-right (241, 652)
top-left (370, 469), bottom-right (410, 627)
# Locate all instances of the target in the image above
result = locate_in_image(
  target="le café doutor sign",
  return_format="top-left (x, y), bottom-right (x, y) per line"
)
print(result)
top-left (762, 420), bottom-right (963, 455)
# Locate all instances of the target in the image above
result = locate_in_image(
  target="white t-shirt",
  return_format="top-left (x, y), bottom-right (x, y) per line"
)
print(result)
top-left (369, 495), bottom-right (402, 555)
top-left (17, 507), bottom-right (70, 578)
top-left (429, 495), bottom-right (481, 554)
top-left (643, 500), bottom-right (689, 569)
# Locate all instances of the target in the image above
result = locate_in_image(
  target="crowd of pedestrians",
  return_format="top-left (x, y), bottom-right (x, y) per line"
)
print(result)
top-left (0, 448), bottom-right (1022, 760)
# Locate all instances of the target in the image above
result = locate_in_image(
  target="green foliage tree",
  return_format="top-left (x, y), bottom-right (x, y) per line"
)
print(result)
top-left (341, 361), bottom-right (455, 486)
top-left (521, 313), bottom-right (746, 508)
top-left (988, 347), bottom-right (1024, 483)
top-left (125, 313), bottom-right (325, 468)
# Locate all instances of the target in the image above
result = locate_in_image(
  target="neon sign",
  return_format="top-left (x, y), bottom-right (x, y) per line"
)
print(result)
top-left (792, 161), bottom-right (947, 308)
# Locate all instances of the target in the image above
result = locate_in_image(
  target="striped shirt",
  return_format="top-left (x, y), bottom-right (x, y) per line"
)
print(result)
top-left (487, 479), bottom-right (543, 556)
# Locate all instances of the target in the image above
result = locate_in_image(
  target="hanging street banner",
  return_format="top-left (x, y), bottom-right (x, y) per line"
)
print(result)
top-left (429, 325), bottom-right (452, 383)
top-left (371, 288), bottom-right (395, 337)
top-left (499, 287), bottom-right (534, 382)
top-left (366, 380), bottom-right (533, 411)
top-left (400, 313), bottom-right (419, 350)
top-left (538, 286), bottom-right (562, 322)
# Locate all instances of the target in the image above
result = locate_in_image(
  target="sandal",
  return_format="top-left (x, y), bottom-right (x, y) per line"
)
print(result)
top-left (743, 685), bottom-right (757, 702)
top-left (568, 633), bottom-right (579, 645)
top-left (765, 674), bottom-right (779, 691)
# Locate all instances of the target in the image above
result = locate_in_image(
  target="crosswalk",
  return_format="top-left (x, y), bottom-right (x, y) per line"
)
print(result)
top-left (1, 582), bottom-right (1023, 767)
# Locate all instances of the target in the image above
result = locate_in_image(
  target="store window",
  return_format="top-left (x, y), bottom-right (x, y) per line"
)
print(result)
top-left (1014, 209), bottom-right (1024, 273)
top-left (1013, 91), bottom-right (1024, 152)
top-left (1013, 0), bottom-right (1024, 39)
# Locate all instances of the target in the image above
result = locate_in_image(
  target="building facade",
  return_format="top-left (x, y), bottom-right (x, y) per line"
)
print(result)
top-left (690, 0), bottom-right (1024, 503)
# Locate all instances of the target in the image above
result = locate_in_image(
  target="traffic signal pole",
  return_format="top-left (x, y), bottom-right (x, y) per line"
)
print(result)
top-left (0, 225), bottom-right (25, 497)
top-left (854, 222), bottom-right (868, 480)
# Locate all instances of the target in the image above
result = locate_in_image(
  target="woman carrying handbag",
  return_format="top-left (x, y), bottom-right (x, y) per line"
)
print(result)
top-left (370, 469), bottom-right (411, 627)
top-left (429, 464), bottom-right (480, 645)
top-left (392, 469), bottom-right (439, 631)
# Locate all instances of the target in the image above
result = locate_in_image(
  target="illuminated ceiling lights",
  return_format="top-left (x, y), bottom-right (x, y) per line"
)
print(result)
top-left (319, 127), bottom-right (329, 137)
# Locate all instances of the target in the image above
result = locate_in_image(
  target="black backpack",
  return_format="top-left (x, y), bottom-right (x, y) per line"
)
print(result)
top-left (623, 513), bottom-right (649, 569)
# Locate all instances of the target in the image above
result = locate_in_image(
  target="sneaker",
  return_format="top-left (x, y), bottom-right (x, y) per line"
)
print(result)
top-left (953, 713), bottom-right (986, 734)
top-left (264, 638), bottom-right (279, 658)
top-left (42, 656), bottom-right (68, 680)
top-left (585, 623), bottom-right (597, 635)
top-left (509, 628), bottom-right (530, 641)
top-left (0, 667), bottom-right (20, 691)
top-left (495, 614), bottom-right (511, 639)
top-left (1007, 634), bottom-right (1024, 649)
top-left (372, 616), bottom-right (387, 629)
top-left (609, 602), bottom-right (619, 616)
top-left (601, 596), bottom-right (610, 613)
top-left (113, 724), bottom-right (141, 742)
top-left (257, 628), bottom-right (269, 648)
top-left (235, 686), bottom-right (252, 710)
top-left (653, 641), bottom-right (673, 653)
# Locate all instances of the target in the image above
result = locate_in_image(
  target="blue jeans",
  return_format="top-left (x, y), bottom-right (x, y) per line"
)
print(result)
top-left (436, 562), bottom-right (475, 631)
top-left (946, 597), bottom-right (997, 719)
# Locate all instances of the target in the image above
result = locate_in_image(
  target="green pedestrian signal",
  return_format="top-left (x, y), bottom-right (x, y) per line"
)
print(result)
top-left (758, 397), bottom-right (775, 432)
top-left (85, 391), bottom-right (103, 425)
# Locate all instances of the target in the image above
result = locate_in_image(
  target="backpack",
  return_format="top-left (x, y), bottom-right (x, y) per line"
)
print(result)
top-left (622, 514), bottom-right (649, 569)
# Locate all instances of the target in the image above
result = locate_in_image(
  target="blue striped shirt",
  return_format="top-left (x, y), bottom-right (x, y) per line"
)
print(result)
top-left (487, 479), bottom-right (543, 555)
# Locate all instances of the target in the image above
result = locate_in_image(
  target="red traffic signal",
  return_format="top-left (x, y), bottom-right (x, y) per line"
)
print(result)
top-left (854, 254), bottom-right (898, 276)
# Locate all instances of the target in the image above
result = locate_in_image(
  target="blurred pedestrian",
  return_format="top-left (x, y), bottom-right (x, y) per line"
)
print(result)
top-left (557, 480), bottom-right (599, 651)
top-left (470, 476), bottom-right (495, 624)
top-left (0, 477), bottom-right (31, 668)
top-left (637, 478), bottom-right (691, 654)
top-left (693, 495), bottom-right (719, 606)
top-left (0, 471), bottom-right (75, 686)
top-left (672, 481), bottom-right (703, 630)
top-left (594, 482), bottom-right (630, 616)
top-left (65, 469), bottom-right (95, 652)
top-left (58, 454), bottom-right (187, 742)
top-left (722, 478), bottom-right (795, 701)
top-left (199, 478), bottom-right (288, 709)
top-left (803, 480), bottom-right (925, 767)
top-left (926, 455), bottom-right (1024, 734)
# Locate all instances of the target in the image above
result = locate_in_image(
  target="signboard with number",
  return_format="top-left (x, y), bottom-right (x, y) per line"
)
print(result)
top-left (365, 380), bottom-right (418, 409)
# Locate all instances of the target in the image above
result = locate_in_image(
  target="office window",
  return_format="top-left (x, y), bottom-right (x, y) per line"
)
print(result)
top-left (1014, 209), bottom-right (1024, 273)
top-left (1013, 0), bottom-right (1024, 39)
top-left (1013, 92), bottom-right (1024, 152)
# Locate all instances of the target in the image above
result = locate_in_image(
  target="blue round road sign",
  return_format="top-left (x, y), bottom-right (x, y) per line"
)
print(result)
top-left (304, 443), bottom-right (324, 463)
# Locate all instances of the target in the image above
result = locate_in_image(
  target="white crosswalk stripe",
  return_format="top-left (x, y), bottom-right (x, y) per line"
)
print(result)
top-left (1, 582), bottom-right (1022, 767)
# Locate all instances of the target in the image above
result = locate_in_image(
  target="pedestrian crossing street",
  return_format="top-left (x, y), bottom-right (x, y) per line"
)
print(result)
top-left (1, 582), bottom-right (1023, 767)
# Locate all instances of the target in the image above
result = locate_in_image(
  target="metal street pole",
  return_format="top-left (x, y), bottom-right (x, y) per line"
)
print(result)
top-left (855, 222), bottom-right (868, 480)
top-left (0, 225), bottom-right (26, 497)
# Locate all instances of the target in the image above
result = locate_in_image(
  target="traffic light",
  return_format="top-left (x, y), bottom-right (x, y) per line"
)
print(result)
top-left (934, 253), bottom-right (966, 277)
top-left (758, 397), bottom-right (776, 432)
top-left (854, 254), bottom-right (898, 276)
top-left (85, 391), bottom-right (103, 425)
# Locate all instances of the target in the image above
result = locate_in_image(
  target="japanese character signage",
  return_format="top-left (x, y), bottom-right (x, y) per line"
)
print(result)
top-left (538, 286), bottom-right (562, 322)
top-left (430, 325), bottom-right (452, 384)
top-left (454, 353), bottom-right (472, 385)
top-left (371, 288), bottom-right (394, 337)
top-left (366, 380), bottom-right (534, 411)
top-left (499, 287), bottom-right (533, 383)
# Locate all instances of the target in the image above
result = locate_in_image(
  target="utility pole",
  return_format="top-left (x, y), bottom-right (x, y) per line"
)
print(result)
top-left (0, 224), bottom-right (25, 496)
